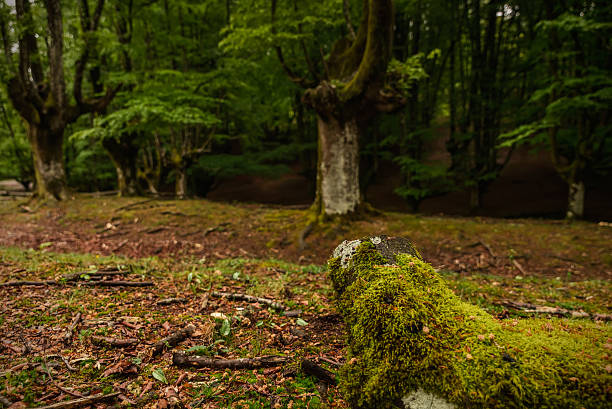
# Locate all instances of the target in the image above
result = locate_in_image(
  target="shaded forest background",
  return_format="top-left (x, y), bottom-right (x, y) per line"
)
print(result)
top-left (0, 0), bottom-right (610, 220)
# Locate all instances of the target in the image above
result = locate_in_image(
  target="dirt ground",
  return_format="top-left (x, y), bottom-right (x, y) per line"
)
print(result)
top-left (0, 197), bottom-right (610, 409)
top-left (0, 196), bottom-right (610, 280)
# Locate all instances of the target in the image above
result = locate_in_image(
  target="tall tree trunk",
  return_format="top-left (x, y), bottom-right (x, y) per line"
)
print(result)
top-left (566, 181), bottom-right (585, 220)
top-left (102, 136), bottom-right (140, 196)
top-left (314, 114), bottom-right (361, 216)
top-left (28, 123), bottom-right (68, 200)
top-left (301, 0), bottom-right (401, 219)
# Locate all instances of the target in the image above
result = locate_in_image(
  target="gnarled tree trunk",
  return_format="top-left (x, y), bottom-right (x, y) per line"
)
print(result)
top-left (303, 0), bottom-right (402, 220)
top-left (28, 123), bottom-right (67, 200)
top-left (3, 0), bottom-right (117, 201)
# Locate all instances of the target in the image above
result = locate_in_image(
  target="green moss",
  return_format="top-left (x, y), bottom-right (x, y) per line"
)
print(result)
top-left (329, 240), bottom-right (611, 409)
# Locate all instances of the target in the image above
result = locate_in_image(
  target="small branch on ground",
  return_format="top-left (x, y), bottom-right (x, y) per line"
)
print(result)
top-left (478, 240), bottom-right (496, 258)
top-left (62, 312), bottom-right (82, 343)
top-left (511, 259), bottom-right (527, 275)
top-left (42, 351), bottom-right (85, 398)
top-left (114, 199), bottom-right (156, 212)
top-left (301, 359), bottom-right (337, 385)
top-left (113, 239), bottom-right (129, 251)
top-left (91, 336), bottom-right (138, 348)
top-left (203, 222), bottom-right (230, 236)
top-left (59, 355), bottom-right (77, 372)
top-left (0, 280), bottom-right (58, 287)
top-left (157, 297), bottom-right (187, 306)
top-left (35, 392), bottom-right (120, 409)
top-left (143, 226), bottom-right (167, 234)
top-left (61, 269), bottom-right (128, 282)
top-left (173, 353), bottom-right (288, 369)
top-left (211, 292), bottom-right (286, 311)
top-left (1, 280), bottom-right (152, 288)
top-left (80, 280), bottom-right (153, 287)
top-left (318, 356), bottom-right (341, 367)
top-left (497, 300), bottom-right (612, 321)
top-left (153, 324), bottom-right (196, 357)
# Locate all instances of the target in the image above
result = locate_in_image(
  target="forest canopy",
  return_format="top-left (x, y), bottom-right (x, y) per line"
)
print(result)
top-left (0, 0), bottom-right (610, 219)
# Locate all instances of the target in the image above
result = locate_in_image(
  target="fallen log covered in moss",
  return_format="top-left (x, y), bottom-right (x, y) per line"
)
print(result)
top-left (328, 236), bottom-right (611, 409)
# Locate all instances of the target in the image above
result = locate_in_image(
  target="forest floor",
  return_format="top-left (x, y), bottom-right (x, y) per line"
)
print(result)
top-left (0, 196), bottom-right (610, 408)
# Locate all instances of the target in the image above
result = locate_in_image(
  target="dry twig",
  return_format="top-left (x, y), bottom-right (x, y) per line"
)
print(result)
top-left (62, 312), bottom-right (82, 343)
top-left (153, 324), bottom-right (196, 357)
top-left (211, 291), bottom-right (286, 311)
top-left (91, 336), bottom-right (138, 348)
top-left (35, 392), bottom-right (120, 409)
top-left (173, 353), bottom-right (288, 369)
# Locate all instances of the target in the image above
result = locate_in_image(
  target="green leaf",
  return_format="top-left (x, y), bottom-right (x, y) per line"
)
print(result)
top-left (220, 319), bottom-right (231, 336)
top-left (152, 368), bottom-right (167, 384)
top-left (296, 318), bottom-right (308, 327)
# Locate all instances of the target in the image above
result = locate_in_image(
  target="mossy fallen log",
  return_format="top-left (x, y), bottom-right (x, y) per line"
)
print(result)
top-left (328, 236), bottom-right (611, 409)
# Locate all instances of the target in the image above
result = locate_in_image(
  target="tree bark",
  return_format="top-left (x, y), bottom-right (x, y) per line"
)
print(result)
top-left (28, 123), bottom-right (68, 200)
top-left (102, 136), bottom-right (140, 197)
top-left (302, 0), bottom-right (399, 219)
top-left (175, 168), bottom-right (187, 199)
top-left (566, 181), bottom-right (585, 220)
top-left (314, 114), bottom-right (361, 216)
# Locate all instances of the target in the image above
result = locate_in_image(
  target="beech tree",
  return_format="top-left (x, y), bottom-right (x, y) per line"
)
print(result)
top-left (0, 0), bottom-right (118, 200)
top-left (224, 0), bottom-right (404, 218)
top-left (303, 0), bottom-right (405, 217)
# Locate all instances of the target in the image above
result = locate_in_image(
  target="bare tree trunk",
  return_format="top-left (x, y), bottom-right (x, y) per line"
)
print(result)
top-left (28, 124), bottom-right (68, 200)
top-left (314, 115), bottom-right (360, 216)
top-left (566, 181), bottom-right (585, 219)
top-left (175, 168), bottom-right (187, 199)
top-left (102, 136), bottom-right (140, 196)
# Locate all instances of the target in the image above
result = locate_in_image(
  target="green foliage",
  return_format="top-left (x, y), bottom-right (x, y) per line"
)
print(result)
top-left (393, 157), bottom-right (453, 201)
top-left (151, 368), bottom-right (168, 384)
top-left (386, 55), bottom-right (429, 95)
top-left (329, 241), bottom-right (611, 408)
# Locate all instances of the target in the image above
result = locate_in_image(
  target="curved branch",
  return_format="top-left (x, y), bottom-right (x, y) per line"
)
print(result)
top-left (343, 0), bottom-right (357, 40)
top-left (44, 0), bottom-right (67, 113)
top-left (339, 0), bottom-right (394, 102)
top-left (270, 0), bottom-right (314, 89)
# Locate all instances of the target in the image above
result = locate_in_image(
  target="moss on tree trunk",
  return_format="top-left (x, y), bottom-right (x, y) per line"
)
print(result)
top-left (328, 237), bottom-right (611, 409)
top-left (303, 0), bottom-right (401, 219)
